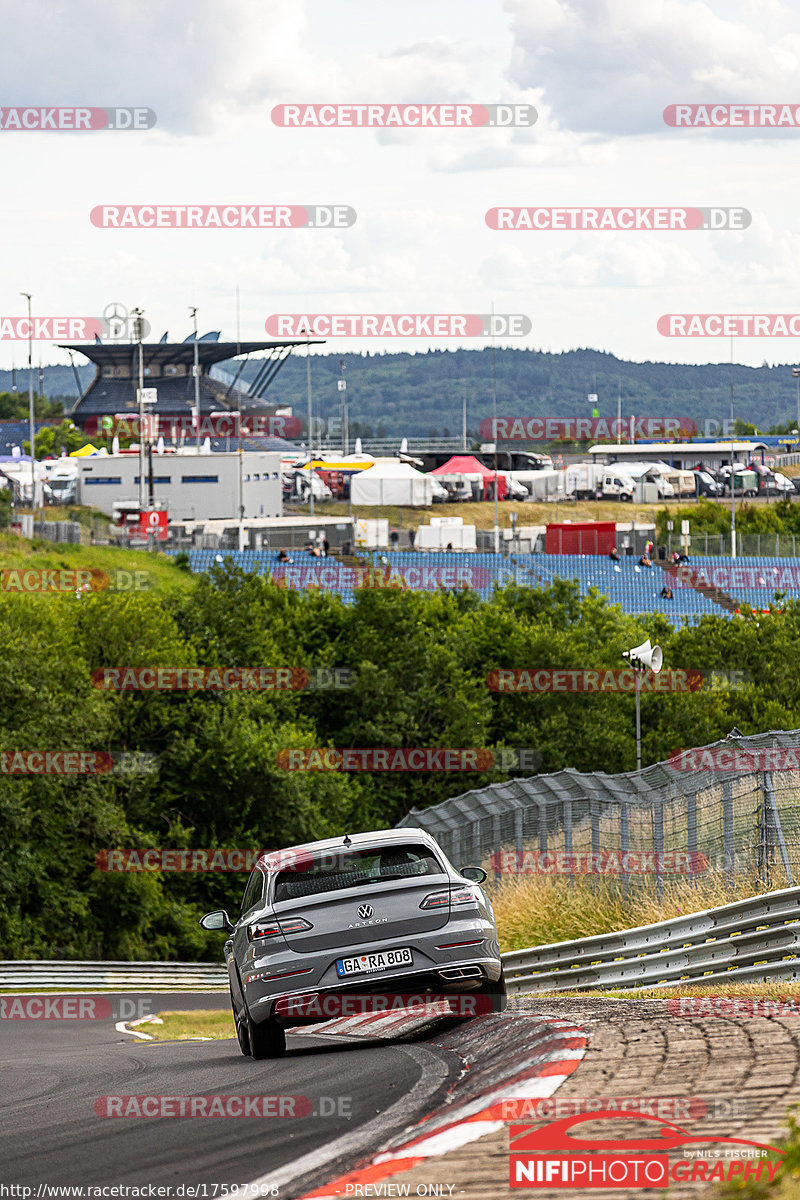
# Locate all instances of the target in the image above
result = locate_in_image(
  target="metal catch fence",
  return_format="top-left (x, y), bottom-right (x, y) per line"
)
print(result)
top-left (397, 729), bottom-right (800, 897)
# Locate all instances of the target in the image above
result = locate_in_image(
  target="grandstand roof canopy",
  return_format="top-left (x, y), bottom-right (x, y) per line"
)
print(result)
top-left (58, 338), bottom-right (321, 371)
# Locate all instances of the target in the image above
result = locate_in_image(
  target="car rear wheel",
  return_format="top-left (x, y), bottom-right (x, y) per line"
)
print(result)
top-left (477, 967), bottom-right (507, 1013)
top-left (247, 1013), bottom-right (287, 1059)
top-left (232, 1000), bottom-right (251, 1057)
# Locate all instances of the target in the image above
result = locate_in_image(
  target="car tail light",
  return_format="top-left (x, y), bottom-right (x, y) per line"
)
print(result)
top-left (249, 916), bottom-right (313, 940)
top-left (419, 886), bottom-right (477, 910)
top-left (279, 917), bottom-right (313, 935)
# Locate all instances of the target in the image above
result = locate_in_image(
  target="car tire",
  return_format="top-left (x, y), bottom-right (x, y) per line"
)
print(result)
top-left (232, 999), bottom-right (251, 1057)
top-left (477, 967), bottom-right (508, 1013)
top-left (247, 1013), bottom-right (287, 1059)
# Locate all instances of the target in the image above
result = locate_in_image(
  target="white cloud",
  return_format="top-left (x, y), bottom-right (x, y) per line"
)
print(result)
top-left (505, 0), bottom-right (800, 135)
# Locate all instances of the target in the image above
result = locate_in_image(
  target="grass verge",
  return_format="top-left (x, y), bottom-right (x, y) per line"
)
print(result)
top-left (515, 982), bottom-right (800, 1001)
top-left (135, 1009), bottom-right (235, 1040)
top-left (0, 531), bottom-right (196, 596)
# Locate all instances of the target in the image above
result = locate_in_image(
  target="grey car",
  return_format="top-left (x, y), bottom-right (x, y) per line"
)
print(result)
top-left (200, 828), bottom-right (505, 1058)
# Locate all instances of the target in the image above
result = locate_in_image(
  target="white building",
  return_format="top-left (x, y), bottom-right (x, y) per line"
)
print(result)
top-left (76, 450), bottom-right (282, 521)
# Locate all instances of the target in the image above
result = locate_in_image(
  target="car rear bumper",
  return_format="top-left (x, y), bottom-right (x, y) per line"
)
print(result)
top-left (241, 924), bottom-right (502, 1026)
top-left (252, 956), bottom-right (504, 1026)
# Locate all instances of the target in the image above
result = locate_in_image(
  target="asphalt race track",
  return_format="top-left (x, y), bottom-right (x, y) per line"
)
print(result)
top-left (0, 992), bottom-right (464, 1198)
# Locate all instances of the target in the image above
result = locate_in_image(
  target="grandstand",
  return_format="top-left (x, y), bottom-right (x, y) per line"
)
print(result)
top-left (61, 333), bottom-right (320, 453)
top-left (167, 549), bottom-right (794, 622)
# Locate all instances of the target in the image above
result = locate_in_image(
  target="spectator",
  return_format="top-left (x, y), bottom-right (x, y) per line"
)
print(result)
top-left (677, 550), bottom-right (689, 563)
top-left (657, 544), bottom-right (667, 561)
top-left (445, 542), bottom-right (454, 551)
top-left (409, 528), bottom-right (416, 549)
top-left (308, 544), bottom-right (321, 558)
top-left (639, 553), bottom-right (653, 568)
top-left (277, 548), bottom-right (291, 563)
top-left (646, 539), bottom-right (654, 557)
top-left (322, 537), bottom-right (330, 557)
top-left (609, 546), bottom-right (620, 562)
top-left (671, 550), bottom-right (681, 564)
top-left (661, 585), bottom-right (674, 599)
top-left (389, 528), bottom-right (399, 549)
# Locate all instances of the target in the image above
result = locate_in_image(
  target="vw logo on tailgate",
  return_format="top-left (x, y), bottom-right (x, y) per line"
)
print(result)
top-left (357, 904), bottom-right (374, 919)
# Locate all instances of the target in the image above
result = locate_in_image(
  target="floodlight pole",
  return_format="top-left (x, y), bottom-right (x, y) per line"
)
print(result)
top-left (190, 306), bottom-right (200, 449)
top-left (20, 293), bottom-right (34, 512)
top-left (131, 308), bottom-right (146, 512)
top-left (491, 301), bottom-right (499, 554)
top-left (730, 337), bottom-right (736, 559)
top-left (306, 333), bottom-right (314, 516)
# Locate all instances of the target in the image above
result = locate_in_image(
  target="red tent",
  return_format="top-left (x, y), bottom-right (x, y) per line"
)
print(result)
top-left (430, 456), bottom-right (507, 499)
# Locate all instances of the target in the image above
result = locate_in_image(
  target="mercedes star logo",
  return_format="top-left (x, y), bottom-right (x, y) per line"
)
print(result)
top-left (357, 904), bottom-right (374, 919)
top-left (103, 302), bottom-right (129, 322)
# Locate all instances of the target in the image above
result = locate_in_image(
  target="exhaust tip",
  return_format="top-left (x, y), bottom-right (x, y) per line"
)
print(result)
top-left (439, 965), bottom-right (483, 981)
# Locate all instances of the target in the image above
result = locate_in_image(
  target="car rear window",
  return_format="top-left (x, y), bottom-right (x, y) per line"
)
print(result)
top-left (273, 843), bottom-right (443, 902)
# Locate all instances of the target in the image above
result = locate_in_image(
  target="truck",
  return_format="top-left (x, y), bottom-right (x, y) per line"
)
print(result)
top-left (564, 462), bottom-right (604, 499)
top-left (600, 468), bottom-right (636, 502)
top-left (565, 462), bottom-right (636, 501)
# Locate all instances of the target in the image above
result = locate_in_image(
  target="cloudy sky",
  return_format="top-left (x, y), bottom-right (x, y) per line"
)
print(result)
top-left (3, 0), bottom-right (800, 373)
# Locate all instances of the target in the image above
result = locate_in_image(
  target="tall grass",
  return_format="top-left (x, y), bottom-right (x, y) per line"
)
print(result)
top-left (489, 874), bottom-right (771, 953)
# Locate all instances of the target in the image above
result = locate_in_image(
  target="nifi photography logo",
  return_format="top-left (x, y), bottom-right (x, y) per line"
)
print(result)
top-left (509, 1111), bottom-right (784, 1189)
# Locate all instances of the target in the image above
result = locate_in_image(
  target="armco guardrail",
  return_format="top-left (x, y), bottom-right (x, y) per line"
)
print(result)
top-left (0, 960), bottom-right (228, 991)
top-left (7, 886), bottom-right (799, 995)
top-left (502, 884), bottom-right (800, 993)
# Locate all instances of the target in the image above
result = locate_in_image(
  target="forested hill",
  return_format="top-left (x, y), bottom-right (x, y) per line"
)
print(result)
top-left (9, 346), bottom-right (798, 439)
top-left (225, 347), bottom-right (800, 439)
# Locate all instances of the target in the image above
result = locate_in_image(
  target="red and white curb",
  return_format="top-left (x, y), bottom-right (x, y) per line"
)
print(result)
top-left (299, 1015), bottom-right (587, 1198)
top-left (310, 1001), bottom-right (458, 1041)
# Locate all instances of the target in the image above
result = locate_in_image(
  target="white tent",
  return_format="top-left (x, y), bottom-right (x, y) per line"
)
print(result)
top-left (350, 460), bottom-right (447, 506)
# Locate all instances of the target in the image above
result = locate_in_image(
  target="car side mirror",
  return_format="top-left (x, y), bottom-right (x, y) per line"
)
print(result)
top-left (199, 909), bottom-right (234, 933)
top-left (461, 865), bottom-right (487, 883)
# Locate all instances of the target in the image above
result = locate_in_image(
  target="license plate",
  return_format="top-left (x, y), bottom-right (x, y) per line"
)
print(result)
top-left (336, 947), bottom-right (413, 977)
